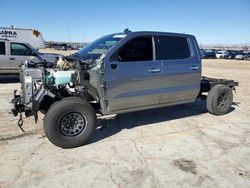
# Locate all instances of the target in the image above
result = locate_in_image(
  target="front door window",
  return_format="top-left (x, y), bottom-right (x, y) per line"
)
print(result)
top-left (11, 43), bottom-right (33, 56)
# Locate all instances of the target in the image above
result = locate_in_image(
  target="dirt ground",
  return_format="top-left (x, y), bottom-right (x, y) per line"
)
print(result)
top-left (0, 56), bottom-right (250, 187)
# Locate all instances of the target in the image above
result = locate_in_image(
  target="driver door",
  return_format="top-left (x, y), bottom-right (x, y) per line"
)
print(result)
top-left (104, 36), bottom-right (162, 113)
top-left (9, 42), bottom-right (39, 72)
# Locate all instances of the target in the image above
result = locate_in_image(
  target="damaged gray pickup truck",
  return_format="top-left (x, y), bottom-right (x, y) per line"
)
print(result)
top-left (11, 30), bottom-right (238, 148)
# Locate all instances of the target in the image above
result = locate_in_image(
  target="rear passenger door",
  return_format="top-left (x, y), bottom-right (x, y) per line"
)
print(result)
top-left (156, 35), bottom-right (201, 104)
top-left (0, 41), bottom-right (10, 74)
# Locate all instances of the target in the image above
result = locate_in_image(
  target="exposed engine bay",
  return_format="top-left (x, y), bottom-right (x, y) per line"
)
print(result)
top-left (12, 56), bottom-right (107, 130)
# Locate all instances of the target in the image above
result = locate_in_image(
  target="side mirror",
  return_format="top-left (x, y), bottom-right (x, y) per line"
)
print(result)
top-left (24, 50), bottom-right (32, 56)
top-left (32, 52), bottom-right (38, 57)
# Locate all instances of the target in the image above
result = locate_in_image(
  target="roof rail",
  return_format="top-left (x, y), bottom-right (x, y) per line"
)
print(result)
top-left (0, 38), bottom-right (9, 41)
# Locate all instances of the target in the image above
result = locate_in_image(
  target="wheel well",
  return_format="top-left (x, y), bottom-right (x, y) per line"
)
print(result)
top-left (84, 87), bottom-right (102, 111)
top-left (39, 86), bottom-right (102, 114)
top-left (86, 87), bottom-right (99, 102)
top-left (39, 95), bottom-right (57, 113)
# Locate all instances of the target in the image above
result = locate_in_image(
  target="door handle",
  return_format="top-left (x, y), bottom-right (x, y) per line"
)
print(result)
top-left (189, 66), bottom-right (200, 70)
top-left (148, 68), bottom-right (161, 73)
top-left (111, 64), bottom-right (118, 70)
top-left (10, 58), bottom-right (15, 60)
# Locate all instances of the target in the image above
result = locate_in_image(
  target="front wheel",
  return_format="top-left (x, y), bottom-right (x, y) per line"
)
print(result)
top-left (44, 97), bottom-right (96, 148)
top-left (206, 84), bottom-right (233, 115)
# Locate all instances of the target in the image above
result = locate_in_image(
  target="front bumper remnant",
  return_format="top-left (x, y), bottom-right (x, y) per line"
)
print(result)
top-left (11, 64), bottom-right (50, 131)
top-left (11, 90), bottom-right (26, 132)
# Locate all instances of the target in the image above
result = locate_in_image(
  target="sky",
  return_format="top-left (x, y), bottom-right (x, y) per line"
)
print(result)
top-left (2, 0), bottom-right (250, 44)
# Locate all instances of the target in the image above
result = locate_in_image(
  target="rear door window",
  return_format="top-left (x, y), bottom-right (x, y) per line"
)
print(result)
top-left (156, 36), bottom-right (190, 60)
top-left (0, 42), bottom-right (5, 55)
top-left (11, 43), bottom-right (33, 56)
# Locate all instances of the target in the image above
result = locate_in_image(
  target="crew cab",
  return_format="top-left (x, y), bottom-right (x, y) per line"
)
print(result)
top-left (0, 39), bottom-right (60, 74)
top-left (11, 30), bottom-right (238, 148)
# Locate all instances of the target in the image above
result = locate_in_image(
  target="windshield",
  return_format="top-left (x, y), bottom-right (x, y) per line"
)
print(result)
top-left (77, 34), bottom-right (126, 60)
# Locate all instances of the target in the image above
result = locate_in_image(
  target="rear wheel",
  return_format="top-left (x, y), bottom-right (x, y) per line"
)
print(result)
top-left (44, 97), bottom-right (96, 148)
top-left (207, 84), bottom-right (233, 115)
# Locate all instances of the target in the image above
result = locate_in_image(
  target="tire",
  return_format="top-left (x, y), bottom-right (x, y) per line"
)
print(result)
top-left (207, 84), bottom-right (233, 115)
top-left (44, 97), bottom-right (96, 148)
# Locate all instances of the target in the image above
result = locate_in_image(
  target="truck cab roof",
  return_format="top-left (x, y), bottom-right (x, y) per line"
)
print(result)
top-left (124, 31), bottom-right (194, 38)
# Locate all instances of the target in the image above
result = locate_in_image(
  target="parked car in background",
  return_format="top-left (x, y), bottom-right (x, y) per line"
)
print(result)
top-left (244, 53), bottom-right (250, 60)
top-left (224, 52), bottom-right (236, 59)
top-left (0, 39), bottom-right (60, 74)
top-left (200, 49), bottom-right (250, 60)
top-left (235, 52), bottom-right (246, 60)
top-left (215, 51), bottom-right (223, 59)
top-left (216, 51), bottom-right (229, 59)
top-left (200, 49), bottom-right (206, 58)
top-left (203, 51), bottom-right (216, 59)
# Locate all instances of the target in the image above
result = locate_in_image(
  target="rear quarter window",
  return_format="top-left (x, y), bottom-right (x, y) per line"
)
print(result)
top-left (0, 42), bottom-right (5, 55)
top-left (156, 36), bottom-right (190, 60)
